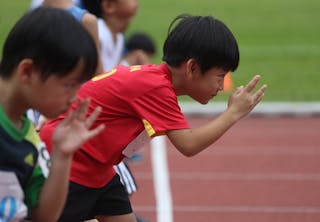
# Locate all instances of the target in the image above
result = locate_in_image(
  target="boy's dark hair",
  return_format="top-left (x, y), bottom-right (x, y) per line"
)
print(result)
top-left (126, 32), bottom-right (156, 55)
top-left (0, 6), bottom-right (98, 82)
top-left (162, 14), bottom-right (239, 73)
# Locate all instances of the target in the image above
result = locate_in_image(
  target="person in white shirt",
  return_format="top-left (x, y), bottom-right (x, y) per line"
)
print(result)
top-left (80, 0), bottom-right (138, 71)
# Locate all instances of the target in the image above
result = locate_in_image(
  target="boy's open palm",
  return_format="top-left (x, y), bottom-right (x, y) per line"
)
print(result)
top-left (52, 99), bottom-right (105, 156)
top-left (227, 75), bottom-right (267, 119)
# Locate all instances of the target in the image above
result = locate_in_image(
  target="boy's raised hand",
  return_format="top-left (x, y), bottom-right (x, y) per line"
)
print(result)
top-left (52, 98), bottom-right (105, 156)
top-left (227, 75), bottom-right (267, 119)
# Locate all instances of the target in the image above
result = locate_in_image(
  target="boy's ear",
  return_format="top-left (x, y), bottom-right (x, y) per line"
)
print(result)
top-left (16, 59), bottom-right (37, 84)
top-left (185, 58), bottom-right (199, 78)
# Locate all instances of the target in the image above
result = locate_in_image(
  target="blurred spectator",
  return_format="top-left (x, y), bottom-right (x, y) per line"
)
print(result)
top-left (121, 32), bottom-right (156, 66)
top-left (80, 0), bottom-right (138, 71)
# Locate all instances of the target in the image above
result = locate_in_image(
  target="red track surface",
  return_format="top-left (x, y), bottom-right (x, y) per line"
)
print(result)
top-left (130, 116), bottom-right (320, 222)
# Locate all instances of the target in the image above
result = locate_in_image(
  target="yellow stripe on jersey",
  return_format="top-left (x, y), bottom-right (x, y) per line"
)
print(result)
top-left (142, 119), bottom-right (156, 137)
top-left (130, 65), bottom-right (141, 72)
top-left (92, 68), bottom-right (117, 81)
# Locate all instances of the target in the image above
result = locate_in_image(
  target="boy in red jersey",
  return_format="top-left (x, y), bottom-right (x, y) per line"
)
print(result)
top-left (40, 14), bottom-right (267, 222)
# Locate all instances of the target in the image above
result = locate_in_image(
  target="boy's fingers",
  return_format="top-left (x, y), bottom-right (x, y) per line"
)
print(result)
top-left (253, 84), bottom-right (267, 102)
top-left (85, 106), bottom-right (102, 128)
top-left (59, 110), bottom-right (73, 126)
top-left (245, 75), bottom-right (260, 93)
top-left (235, 85), bottom-right (244, 93)
top-left (86, 124), bottom-right (105, 140)
top-left (76, 99), bottom-right (90, 121)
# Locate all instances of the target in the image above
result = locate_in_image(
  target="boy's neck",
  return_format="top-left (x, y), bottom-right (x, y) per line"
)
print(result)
top-left (166, 64), bottom-right (186, 96)
top-left (0, 78), bottom-right (26, 129)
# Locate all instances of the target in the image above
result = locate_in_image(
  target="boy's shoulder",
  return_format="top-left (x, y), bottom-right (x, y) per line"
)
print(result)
top-left (89, 64), bottom-right (173, 98)
top-left (0, 111), bottom-right (49, 184)
top-left (126, 64), bottom-right (169, 76)
top-left (0, 119), bottom-right (40, 177)
top-left (67, 6), bottom-right (88, 21)
top-left (117, 64), bottom-right (171, 85)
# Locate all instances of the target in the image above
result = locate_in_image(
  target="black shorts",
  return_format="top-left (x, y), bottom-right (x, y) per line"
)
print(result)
top-left (58, 174), bottom-right (132, 222)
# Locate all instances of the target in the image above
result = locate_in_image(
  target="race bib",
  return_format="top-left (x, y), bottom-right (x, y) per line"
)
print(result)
top-left (0, 171), bottom-right (27, 222)
top-left (122, 131), bottom-right (150, 157)
top-left (36, 142), bottom-right (51, 178)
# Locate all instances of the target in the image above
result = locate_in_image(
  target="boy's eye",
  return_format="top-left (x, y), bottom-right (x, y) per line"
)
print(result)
top-left (219, 72), bottom-right (228, 79)
top-left (217, 75), bottom-right (225, 79)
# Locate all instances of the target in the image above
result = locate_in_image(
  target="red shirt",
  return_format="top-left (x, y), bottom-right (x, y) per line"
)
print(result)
top-left (40, 64), bottom-right (189, 188)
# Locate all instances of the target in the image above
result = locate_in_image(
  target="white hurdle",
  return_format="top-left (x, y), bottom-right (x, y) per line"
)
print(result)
top-left (150, 136), bottom-right (173, 222)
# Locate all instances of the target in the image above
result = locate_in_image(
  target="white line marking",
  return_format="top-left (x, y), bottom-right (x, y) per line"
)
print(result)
top-left (150, 136), bottom-right (173, 222)
top-left (134, 172), bottom-right (320, 181)
top-left (200, 147), bottom-right (320, 156)
top-left (169, 172), bottom-right (320, 181)
top-left (174, 205), bottom-right (320, 213)
top-left (134, 205), bottom-right (320, 213)
top-left (179, 101), bottom-right (320, 115)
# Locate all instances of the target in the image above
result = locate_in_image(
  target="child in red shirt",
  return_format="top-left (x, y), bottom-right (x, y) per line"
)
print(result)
top-left (40, 14), bottom-right (267, 222)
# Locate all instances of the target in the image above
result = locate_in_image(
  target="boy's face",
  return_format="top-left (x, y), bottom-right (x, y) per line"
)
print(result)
top-left (29, 62), bottom-right (85, 119)
top-left (114, 0), bottom-right (138, 32)
top-left (187, 66), bottom-right (228, 105)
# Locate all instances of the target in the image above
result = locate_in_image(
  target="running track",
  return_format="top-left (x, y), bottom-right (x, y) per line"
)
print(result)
top-left (129, 115), bottom-right (320, 222)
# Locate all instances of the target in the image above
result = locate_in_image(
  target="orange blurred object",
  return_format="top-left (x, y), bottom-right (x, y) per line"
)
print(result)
top-left (223, 72), bottom-right (233, 92)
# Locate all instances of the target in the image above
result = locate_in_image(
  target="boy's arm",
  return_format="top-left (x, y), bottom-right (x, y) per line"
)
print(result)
top-left (31, 99), bottom-right (105, 222)
top-left (82, 13), bottom-right (104, 75)
top-left (167, 75), bottom-right (267, 157)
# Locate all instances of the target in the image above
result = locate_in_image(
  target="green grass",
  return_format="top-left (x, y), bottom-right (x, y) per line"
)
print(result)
top-left (127, 0), bottom-right (320, 101)
top-left (1, 0), bottom-right (319, 101)
top-left (0, 1), bottom-right (29, 49)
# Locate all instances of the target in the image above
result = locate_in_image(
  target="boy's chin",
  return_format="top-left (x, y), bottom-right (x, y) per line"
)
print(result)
top-left (198, 99), bottom-right (210, 105)
top-left (191, 96), bottom-right (213, 105)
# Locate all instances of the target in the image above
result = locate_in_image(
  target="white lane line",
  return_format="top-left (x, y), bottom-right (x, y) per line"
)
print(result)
top-left (134, 205), bottom-right (320, 214)
top-left (134, 172), bottom-right (320, 181)
top-left (204, 148), bottom-right (320, 156)
top-left (150, 136), bottom-right (173, 222)
top-left (174, 205), bottom-right (320, 213)
top-left (169, 172), bottom-right (320, 181)
top-left (179, 101), bottom-right (320, 115)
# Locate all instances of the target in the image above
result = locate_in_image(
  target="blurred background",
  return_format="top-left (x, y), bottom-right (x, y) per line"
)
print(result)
top-left (1, 2), bottom-right (319, 222)
top-left (0, 0), bottom-right (319, 102)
